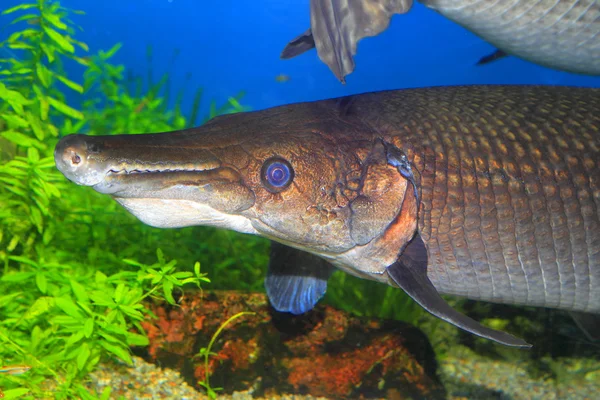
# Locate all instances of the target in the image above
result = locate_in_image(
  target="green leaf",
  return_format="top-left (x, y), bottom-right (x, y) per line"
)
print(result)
top-left (27, 146), bottom-right (40, 162)
top-left (83, 318), bottom-right (94, 338)
top-left (0, 293), bottom-right (21, 308)
top-left (90, 291), bottom-right (115, 308)
top-left (0, 82), bottom-right (30, 114)
top-left (1, 114), bottom-right (29, 128)
top-left (36, 63), bottom-right (52, 88)
top-left (66, 329), bottom-right (85, 347)
top-left (8, 29), bottom-right (40, 43)
top-left (2, 4), bottom-right (36, 15)
top-left (98, 326), bottom-right (126, 342)
top-left (113, 283), bottom-right (126, 304)
top-left (30, 325), bottom-right (43, 349)
top-left (9, 13), bottom-right (38, 24)
top-left (163, 280), bottom-right (175, 305)
top-left (56, 74), bottom-right (83, 93)
top-left (77, 300), bottom-right (93, 316)
top-left (118, 305), bottom-right (143, 320)
top-left (40, 42), bottom-right (56, 63)
top-left (0, 177), bottom-right (25, 188)
top-left (51, 315), bottom-right (80, 326)
top-left (42, 10), bottom-right (67, 30)
top-left (73, 39), bottom-right (89, 52)
top-left (24, 296), bottom-right (55, 319)
top-left (46, 96), bottom-right (84, 120)
top-left (1, 388), bottom-right (31, 399)
top-left (55, 296), bottom-right (84, 319)
top-left (103, 43), bottom-right (122, 59)
top-left (42, 224), bottom-right (55, 244)
top-left (70, 279), bottom-right (90, 303)
top-left (43, 26), bottom-right (75, 53)
top-left (30, 206), bottom-right (43, 232)
top-left (7, 235), bottom-right (20, 252)
top-left (76, 343), bottom-right (91, 371)
top-left (125, 332), bottom-right (149, 346)
top-left (26, 112), bottom-right (44, 140)
top-left (8, 255), bottom-right (38, 267)
top-left (36, 272), bottom-right (48, 294)
top-left (1, 130), bottom-right (35, 147)
top-left (1, 272), bottom-right (35, 283)
top-left (7, 42), bottom-right (34, 51)
top-left (122, 259), bottom-right (144, 268)
top-left (99, 341), bottom-right (132, 365)
top-left (32, 85), bottom-right (49, 121)
top-left (95, 271), bottom-right (108, 284)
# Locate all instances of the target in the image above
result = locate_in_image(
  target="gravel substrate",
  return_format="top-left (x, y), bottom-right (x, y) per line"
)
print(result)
top-left (88, 356), bottom-right (329, 400)
top-left (440, 353), bottom-right (600, 400)
top-left (88, 353), bottom-right (599, 400)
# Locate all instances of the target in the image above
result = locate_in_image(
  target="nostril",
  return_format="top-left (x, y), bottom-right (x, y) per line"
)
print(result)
top-left (71, 152), bottom-right (81, 165)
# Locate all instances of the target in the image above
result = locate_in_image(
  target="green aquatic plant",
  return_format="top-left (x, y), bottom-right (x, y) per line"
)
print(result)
top-left (195, 311), bottom-right (256, 399)
top-left (0, 1), bottom-right (251, 398)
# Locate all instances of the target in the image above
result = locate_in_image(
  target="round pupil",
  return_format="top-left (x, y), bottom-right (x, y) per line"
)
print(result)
top-left (268, 163), bottom-right (289, 186)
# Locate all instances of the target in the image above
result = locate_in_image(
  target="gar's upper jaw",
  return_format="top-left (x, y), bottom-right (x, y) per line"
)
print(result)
top-left (54, 134), bottom-right (107, 187)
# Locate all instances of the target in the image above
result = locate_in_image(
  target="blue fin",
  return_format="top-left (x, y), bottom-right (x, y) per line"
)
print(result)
top-left (265, 241), bottom-right (335, 315)
top-left (387, 233), bottom-right (532, 348)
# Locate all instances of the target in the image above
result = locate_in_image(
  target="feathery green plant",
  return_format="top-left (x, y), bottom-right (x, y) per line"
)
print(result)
top-left (0, 1), bottom-right (250, 398)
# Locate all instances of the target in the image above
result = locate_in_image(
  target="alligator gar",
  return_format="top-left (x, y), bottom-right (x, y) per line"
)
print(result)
top-left (54, 85), bottom-right (600, 347)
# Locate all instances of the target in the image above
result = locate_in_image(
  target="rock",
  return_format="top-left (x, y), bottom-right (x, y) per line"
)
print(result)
top-left (139, 291), bottom-right (445, 399)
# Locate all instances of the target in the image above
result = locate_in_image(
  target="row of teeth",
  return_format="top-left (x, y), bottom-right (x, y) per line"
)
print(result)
top-left (107, 167), bottom-right (212, 175)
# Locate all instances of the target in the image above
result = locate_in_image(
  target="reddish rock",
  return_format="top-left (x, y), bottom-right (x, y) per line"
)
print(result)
top-left (138, 290), bottom-right (445, 399)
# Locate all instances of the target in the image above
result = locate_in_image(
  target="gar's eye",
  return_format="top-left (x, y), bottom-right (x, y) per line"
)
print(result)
top-left (261, 157), bottom-right (294, 193)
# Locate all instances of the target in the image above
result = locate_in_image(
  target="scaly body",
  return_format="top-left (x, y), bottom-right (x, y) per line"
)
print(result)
top-left (352, 85), bottom-right (600, 313)
top-left (423, 0), bottom-right (600, 75)
top-left (54, 85), bottom-right (600, 345)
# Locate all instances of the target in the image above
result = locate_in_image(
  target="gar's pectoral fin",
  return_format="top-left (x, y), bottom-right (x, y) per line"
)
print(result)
top-left (265, 241), bottom-right (335, 315)
top-left (281, 0), bottom-right (414, 82)
top-left (388, 234), bottom-right (532, 348)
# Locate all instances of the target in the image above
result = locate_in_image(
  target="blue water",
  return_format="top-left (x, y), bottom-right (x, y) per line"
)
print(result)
top-left (3, 0), bottom-right (600, 118)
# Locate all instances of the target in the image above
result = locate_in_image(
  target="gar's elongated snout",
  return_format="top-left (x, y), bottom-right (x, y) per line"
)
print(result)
top-left (54, 129), bottom-right (258, 228)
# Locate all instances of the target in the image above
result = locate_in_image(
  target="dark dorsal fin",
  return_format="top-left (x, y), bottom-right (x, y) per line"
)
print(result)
top-left (265, 241), bottom-right (335, 315)
top-left (387, 234), bottom-right (532, 348)
top-left (336, 95), bottom-right (356, 117)
top-left (280, 29), bottom-right (316, 59)
top-left (476, 49), bottom-right (509, 66)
